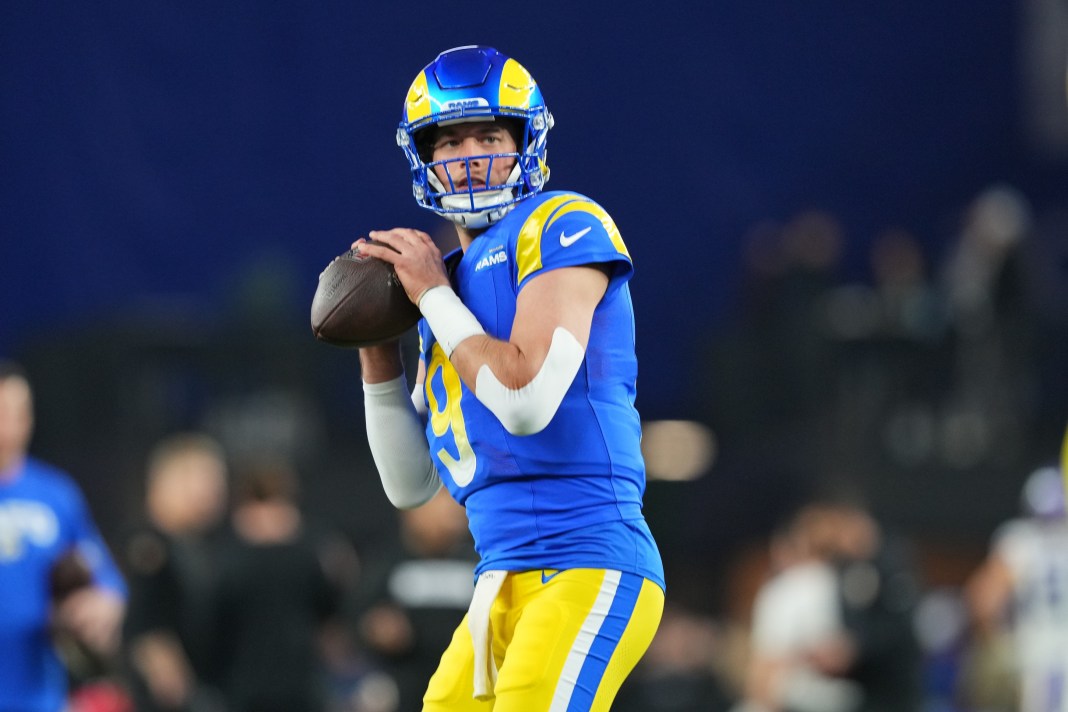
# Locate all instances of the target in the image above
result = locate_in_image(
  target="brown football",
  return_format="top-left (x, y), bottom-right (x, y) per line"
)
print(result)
top-left (50, 547), bottom-right (93, 601)
top-left (310, 244), bottom-right (421, 348)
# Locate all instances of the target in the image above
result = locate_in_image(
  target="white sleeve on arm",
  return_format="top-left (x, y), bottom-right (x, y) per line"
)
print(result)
top-left (474, 327), bottom-right (585, 436)
top-left (363, 375), bottom-right (440, 509)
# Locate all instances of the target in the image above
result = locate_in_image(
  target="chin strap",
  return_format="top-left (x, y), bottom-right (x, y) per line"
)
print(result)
top-left (427, 163), bottom-right (524, 228)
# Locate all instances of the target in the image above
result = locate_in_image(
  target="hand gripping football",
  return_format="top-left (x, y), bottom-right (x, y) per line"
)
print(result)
top-left (310, 244), bottom-right (421, 348)
top-left (50, 547), bottom-right (93, 602)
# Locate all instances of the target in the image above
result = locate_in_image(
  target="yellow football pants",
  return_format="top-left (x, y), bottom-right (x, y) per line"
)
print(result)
top-left (422, 568), bottom-right (664, 711)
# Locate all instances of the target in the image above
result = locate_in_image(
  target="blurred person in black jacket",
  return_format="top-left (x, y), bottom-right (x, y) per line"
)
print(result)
top-left (212, 458), bottom-right (356, 712)
top-left (733, 497), bottom-right (923, 712)
top-left (807, 498), bottom-right (924, 712)
top-left (122, 433), bottom-right (229, 712)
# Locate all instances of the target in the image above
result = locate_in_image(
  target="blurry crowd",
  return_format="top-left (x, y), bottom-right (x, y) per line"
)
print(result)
top-left (119, 440), bottom-right (484, 712)
top-left (1, 360), bottom-right (480, 712)
top-left (701, 182), bottom-right (1065, 524)
top-left (616, 470), bottom-right (1068, 712)
top-left (3, 181), bottom-right (1067, 711)
top-left (635, 180), bottom-right (1068, 712)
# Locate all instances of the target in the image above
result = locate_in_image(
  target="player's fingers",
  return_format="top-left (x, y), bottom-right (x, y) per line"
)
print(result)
top-left (366, 231), bottom-right (441, 266)
top-left (393, 228), bottom-right (433, 243)
top-left (373, 228), bottom-right (433, 246)
top-left (411, 229), bottom-right (434, 245)
top-left (366, 229), bottom-right (408, 251)
top-left (355, 241), bottom-right (399, 264)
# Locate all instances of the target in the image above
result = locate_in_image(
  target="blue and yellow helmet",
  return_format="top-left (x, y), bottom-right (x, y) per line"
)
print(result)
top-left (397, 46), bottom-right (553, 228)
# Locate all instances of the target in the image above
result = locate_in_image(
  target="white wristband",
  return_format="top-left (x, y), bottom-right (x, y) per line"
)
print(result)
top-left (418, 286), bottom-right (486, 358)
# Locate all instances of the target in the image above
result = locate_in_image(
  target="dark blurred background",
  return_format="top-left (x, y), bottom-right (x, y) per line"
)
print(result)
top-left (3, 0), bottom-right (1067, 622)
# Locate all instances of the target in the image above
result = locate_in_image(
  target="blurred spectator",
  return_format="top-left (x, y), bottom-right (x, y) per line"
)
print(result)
top-left (811, 499), bottom-right (923, 712)
top-left (733, 505), bottom-right (862, 712)
top-left (938, 183), bottom-right (1038, 471)
top-left (823, 227), bottom-right (949, 475)
top-left (866, 228), bottom-right (945, 343)
top-left (911, 587), bottom-right (970, 712)
top-left (963, 464), bottom-right (1068, 712)
top-left (733, 496), bottom-right (923, 712)
top-left (122, 433), bottom-right (230, 712)
top-left (709, 212), bottom-right (843, 429)
top-left (943, 183), bottom-right (1033, 339)
top-left (353, 488), bottom-right (477, 712)
top-left (773, 209), bottom-right (846, 426)
top-left (0, 360), bottom-right (127, 711)
top-left (212, 458), bottom-right (356, 712)
top-left (702, 210), bottom-right (844, 501)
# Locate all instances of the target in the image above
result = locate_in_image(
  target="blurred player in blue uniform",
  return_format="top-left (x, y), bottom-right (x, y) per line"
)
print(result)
top-left (354, 46), bottom-right (665, 710)
top-left (0, 361), bottom-right (127, 711)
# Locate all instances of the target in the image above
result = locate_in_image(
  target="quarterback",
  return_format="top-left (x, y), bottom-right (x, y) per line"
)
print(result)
top-left (354, 46), bottom-right (665, 710)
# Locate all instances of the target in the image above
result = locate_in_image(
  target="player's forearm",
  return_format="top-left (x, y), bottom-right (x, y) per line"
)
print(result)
top-left (362, 376), bottom-right (440, 508)
top-left (418, 286), bottom-right (545, 388)
top-left (419, 286), bottom-right (585, 435)
top-left (455, 330), bottom-right (584, 436)
top-left (451, 334), bottom-right (531, 389)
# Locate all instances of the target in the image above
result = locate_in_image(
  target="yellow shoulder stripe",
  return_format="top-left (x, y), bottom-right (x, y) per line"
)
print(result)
top-left (515, 195), bottom-right (631, 285)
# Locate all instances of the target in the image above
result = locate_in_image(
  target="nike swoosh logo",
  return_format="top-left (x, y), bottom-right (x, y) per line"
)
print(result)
top-left (559, 226), bottom-right (592, 247)
top-left (541, 569), bottom-right (563, 584)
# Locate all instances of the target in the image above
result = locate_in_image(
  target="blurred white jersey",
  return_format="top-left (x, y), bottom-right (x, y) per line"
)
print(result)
top-left (750, 560), bottom-right (861, 712)
top-left (993, 516), bottom-right (1068, 712)
top-left (753, 560), bottom-right (842, 654)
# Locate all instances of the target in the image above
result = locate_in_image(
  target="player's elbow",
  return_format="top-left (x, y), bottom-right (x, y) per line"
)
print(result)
top-left (378, 461), bottom-right (441, 510)
top-left (474, 328), bottom-right (585, 437)
top-left (478, 372), bottom-right (559, 436)
top-left (386, 491), bottom-right (435, 510)
top-left (495, 407), bottom-right (552, 436)
top-left (383, 480), bottom-right (440, 510)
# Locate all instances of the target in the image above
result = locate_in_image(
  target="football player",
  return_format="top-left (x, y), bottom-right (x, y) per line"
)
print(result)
top-left (965, 461), bottom-right (1068, 712)
top-left (1062, 423), bottom-right (1067, 501)
top-left (352, 46), bottom-right (665, 710)
top-left (0, 361), bottom-right (127, 711)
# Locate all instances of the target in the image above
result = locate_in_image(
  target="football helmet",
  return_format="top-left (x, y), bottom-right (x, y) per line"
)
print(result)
top-left (1021, 465), bottom-right (1066, 519)
top-left (397, 45), bottom-right (553, 228)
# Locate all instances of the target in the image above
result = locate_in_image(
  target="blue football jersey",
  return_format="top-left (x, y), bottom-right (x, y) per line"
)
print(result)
top-left (418, 191), bottom-right (664, 590)
top-left (0, 456), bottom-right (126, 711)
